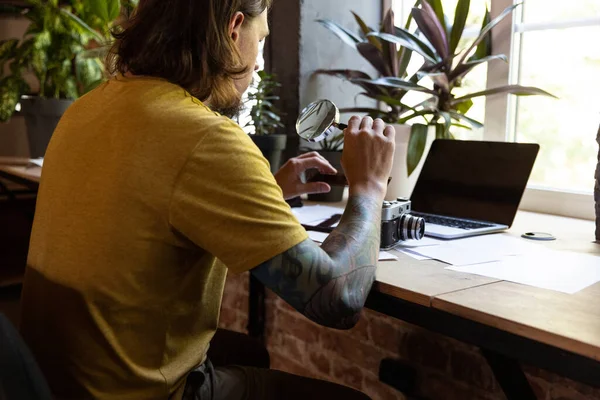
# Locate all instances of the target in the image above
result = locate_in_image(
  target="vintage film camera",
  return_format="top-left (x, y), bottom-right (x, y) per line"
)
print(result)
top-left (380, 198), bottom-right (425, 249)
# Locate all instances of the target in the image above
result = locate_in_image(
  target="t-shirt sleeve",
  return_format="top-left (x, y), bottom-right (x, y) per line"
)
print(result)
top-left (169, 119), bottom-right (308, 274)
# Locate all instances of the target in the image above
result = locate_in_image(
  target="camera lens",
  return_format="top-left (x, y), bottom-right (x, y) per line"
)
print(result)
top-left (397, 214), bottom-right (425, 241)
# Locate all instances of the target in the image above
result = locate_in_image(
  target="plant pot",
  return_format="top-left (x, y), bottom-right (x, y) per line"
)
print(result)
top-left (385, 124), bottom-right (436, 201)
top-left (20, 96), bottom-right (73, 158)
top-left (307, 150), bottom-right (344, 203)
top-left (251, 134), bottom-right (287, 174)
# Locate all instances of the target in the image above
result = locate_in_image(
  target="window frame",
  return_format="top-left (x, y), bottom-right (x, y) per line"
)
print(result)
top-left (388, 0), bottom-right (597, 220)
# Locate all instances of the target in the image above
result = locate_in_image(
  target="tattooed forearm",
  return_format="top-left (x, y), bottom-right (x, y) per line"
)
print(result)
top-left (252, 195), bottom-right (382, 329)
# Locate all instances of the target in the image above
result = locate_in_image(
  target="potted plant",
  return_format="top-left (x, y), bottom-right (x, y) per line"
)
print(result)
top-left (301, 131), bottom-right (345, 203)
top-left (245, 70), bottom-right (287, 173)
top-left (317, 0), bottom-right (554, 199)
top-left (0, 0), bottom-right (129, 158)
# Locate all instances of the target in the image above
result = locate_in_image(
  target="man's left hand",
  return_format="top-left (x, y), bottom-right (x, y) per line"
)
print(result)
top-left (275, 152), bottom-right (337, 200)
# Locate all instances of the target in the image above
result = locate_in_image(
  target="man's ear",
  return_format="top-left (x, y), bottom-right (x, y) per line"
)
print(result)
top-left (229, 11), bottom-right (245, 43)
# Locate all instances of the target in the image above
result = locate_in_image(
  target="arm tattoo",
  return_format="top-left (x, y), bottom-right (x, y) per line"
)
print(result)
top-left (252, 195), bottom-right (381, 329)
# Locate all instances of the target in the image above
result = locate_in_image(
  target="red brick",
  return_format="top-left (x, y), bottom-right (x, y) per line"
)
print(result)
top-left (415, 371), bottom-right (498, 400)
top-left (273, 310), bottom-right (322, 343)
top-left (320, 329), bottom-right (388, 372)
top-left (403, 331), bottom-right (449, 372)
top-left (270, 350), bottom-right (322, 380)
top-left (449, 349), bottom-right (495, 391)
top-left (333, 361), bottom-right (365, 390)
top-left (363, 372), bottom-right (406, 400)
top-left (348, 311), bottom-right (371, 342)
top-left (218, 308), bottom-right (247, 333)
top-left (308, 351), bottom-right (331, 376)
top-left (269, 333), bottom-right (307, 364)
top-left (368, 312), bottom-right (406, 353)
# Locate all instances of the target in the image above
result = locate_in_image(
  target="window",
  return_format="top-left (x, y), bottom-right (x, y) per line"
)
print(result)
top-left (391, 0), bottom-right (599, 220)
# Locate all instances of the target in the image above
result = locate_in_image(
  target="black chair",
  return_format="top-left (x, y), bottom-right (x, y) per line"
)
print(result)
top-left (0, 313), bottom-right (52, 400)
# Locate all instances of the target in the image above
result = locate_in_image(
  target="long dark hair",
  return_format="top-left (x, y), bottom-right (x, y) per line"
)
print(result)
top-left (107, 0), bottom-right (272, 111)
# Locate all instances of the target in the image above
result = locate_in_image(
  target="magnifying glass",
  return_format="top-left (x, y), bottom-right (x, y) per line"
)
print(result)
top-left (296, 99), bottom-right (348, 142)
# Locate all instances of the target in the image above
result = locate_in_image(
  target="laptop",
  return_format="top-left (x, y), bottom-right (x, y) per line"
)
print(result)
top-left (409, 139), bottom-right (539, 240)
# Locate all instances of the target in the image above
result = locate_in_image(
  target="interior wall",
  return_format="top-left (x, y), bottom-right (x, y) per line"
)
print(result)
top-left (299, 0), bottom-right (380, 120)
top-left (0, 16), bottom-right (30, 158)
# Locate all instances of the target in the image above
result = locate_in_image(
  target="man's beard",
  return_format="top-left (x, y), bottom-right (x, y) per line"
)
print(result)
top-left (215, 99), bottom-right (244, 120)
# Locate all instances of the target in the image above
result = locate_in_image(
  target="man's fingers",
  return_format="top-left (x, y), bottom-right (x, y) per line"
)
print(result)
top-left (383, 125), bottom-right (396, 141)
top-left (296, 151), bottom-right (324, 161)
top-left (347, 116), bottom-right (361, 131)
top-left (295, 156), bottom-right (338, 175)
top-left (373, 118), bottom-right (385, 134)
top-left (300, 182), bottom-right (331, 195)
top-left (360, 116), bottom-right (373, 130)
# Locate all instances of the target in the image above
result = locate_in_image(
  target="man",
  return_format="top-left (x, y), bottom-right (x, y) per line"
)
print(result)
top-left (19, 0), bottom-right (395, 399)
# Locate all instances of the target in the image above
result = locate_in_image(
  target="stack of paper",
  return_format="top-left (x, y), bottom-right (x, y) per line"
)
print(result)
top-left (447, 250), bottom-right (600, 294)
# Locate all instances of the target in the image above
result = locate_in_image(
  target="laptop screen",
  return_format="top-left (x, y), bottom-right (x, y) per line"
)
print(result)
top-left (410, 140), bottom-right (539, 226)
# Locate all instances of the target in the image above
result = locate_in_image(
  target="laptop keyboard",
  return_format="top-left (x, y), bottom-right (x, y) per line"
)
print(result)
top-left (412, 212), bottom-right (495, 230)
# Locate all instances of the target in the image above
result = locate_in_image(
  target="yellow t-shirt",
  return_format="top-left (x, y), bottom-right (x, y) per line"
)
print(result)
top-left (19, 76), bottom-right (308, 399)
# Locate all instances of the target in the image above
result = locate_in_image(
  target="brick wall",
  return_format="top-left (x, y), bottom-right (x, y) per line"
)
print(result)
top-left (219, 272), bottom-right (600, 400)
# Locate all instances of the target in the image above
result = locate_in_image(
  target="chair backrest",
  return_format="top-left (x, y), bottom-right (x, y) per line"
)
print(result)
top-left (0, 313), bottom-right (52, 400)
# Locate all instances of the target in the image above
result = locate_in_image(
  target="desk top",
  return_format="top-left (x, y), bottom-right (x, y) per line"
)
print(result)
top-left (432, 213), bottom-right (600, 361)
top-left (0, 164), bottom-right (41, 184)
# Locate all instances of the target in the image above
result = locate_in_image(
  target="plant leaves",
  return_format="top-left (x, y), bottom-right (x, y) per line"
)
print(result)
top-left (451, 85), bottom-right (557, 103)
top-left (419, 71), bottom-right (449, 92)
top-left (353, 77), bottom-right (437, 94)
top-left (426, 0), bottom-right (447, 35)
top-left (450, 0), bottom-right (470, 54)
top-left (352, 11), bottom-right (381, 51)
top-left (454, 98), bottom-right (474, 114)
top-left (315, 69), bottom-right (372, 81)
top-left (407, 124), bottom-right (429, 176)
top-left (381, 8), bottom-right (399, 77)
top-left (474, 7), bottom-right (492, 60)
top-left (457, 3), bottom-right (519, 67)
top-left (435, 122), bottom-right (448, 139)
top-left (317, 19), bottom-right (361, 48)
top-left (0, 75), bottom-right (29, 122)
top-left (0, 39), bottom-right (19, 62)
top-left (412, 2), bottom-right (448, 60)
top-left (449, 54), bottom-right (507, 81)
top-left (357, 42), bottom-right (388, 76)
top-left (60, 8), bottom-right (105, 43)
top-left (447, 111), bottom-right (483, 129)
top-left (368, 31), bottom-right (437, 64)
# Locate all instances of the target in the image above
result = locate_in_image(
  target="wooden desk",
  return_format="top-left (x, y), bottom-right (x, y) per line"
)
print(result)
top-left (363, 211), bottom-right (600, 400)
top-left (0, 160), bottom-right (41, 190)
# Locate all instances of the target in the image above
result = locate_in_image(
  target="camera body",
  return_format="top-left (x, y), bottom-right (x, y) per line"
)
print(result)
top-left (380, 198), bottom-right (425, 250)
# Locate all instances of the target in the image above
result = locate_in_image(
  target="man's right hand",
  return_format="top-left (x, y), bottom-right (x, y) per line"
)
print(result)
top-left (342, 116), bottom-right (395, 200)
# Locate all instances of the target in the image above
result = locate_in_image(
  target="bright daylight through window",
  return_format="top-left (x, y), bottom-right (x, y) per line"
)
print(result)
top-left (392, 0), bottom-right (600, 217)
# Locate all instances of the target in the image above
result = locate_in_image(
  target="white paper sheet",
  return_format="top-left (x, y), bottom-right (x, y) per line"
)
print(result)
top-left (29, 157), bottom-right (44, 168)
top-left (291, 205), bottom-right (343, 226)
top-left (447, 250), bottom-right (600, 294)
top-left (392, 237), bottom-right (442, 249)
top-left (406, 234), bottom-right (544, 266)
top-left (397, 249), bottom-right (432, 261)
top-left (307, 230), bottom-right (398, 261)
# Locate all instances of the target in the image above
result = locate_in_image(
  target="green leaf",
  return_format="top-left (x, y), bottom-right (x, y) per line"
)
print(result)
top-left (0, 39), bottom-right (19, 62)
top-left (451, 85), bottom-right (557, 104)
top-left (449, 54), bottom-right (507, 81)
top-left (60, 8), bottom-right (105, 43)
top-left (434, 122), bottom-right (447, 139)
top-left (352, 11), bottom-right (381, 51)
top-left (474, 7), bottom-right (492, 60)
top-left (407, 124), bottom-right (429, 176)
top-left (88, 0), bottom-right (119, 24)
top-left (447, 111), bottom-right (483, 129)
top-left (457, 3), bottom-right (519, 67)
top-left (368, 32), bottom-right (438, 64)
top-left (317, 19), bottom-right (361, 48)
top-left (450, 0), bottom-right (470, 54)
top-left (0, 76), bottom-right (29, 122)
top-left (438, 111), bottom-right (452, 135)
top-left (454, 98), bottom-right (474, 114)
top-left (353, 77), bottom-right (437, 94)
